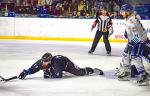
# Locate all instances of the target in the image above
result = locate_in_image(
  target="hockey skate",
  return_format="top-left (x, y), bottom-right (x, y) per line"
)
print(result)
top-left (93, 68), bottom-right (104, 75)
top-left (88, 50), bottom-right (93, 54)
top-left (136, 75), bottom-right (150, 86)
top-left (116, 63), bottom-right (131, 81)
top-left (106, 51), bottom-right (111, 56)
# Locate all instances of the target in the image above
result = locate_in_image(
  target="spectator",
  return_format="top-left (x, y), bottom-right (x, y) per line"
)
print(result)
top-left (31, 6), bottom-right (38, 16)
top-left (38, 0), bottom-right (43, 6)
top-left (54, 4), bottom-right (62, 17)
top-left (47, 5), bottom-right (54, 16)
top-left (115, 0), bottom-right (124, 7)
top-left (111, 11), bottom-right (119, 19)
top-left (78, 0), bottom-right (85, 12)
top-left (77, 11), bottom-right (81, 18)
top-left (70, 0), bottom-right (78, 14)
top-left (72, 9), bottom-right (78, 18)
top-left (45, 0), bottom-right (53, 5)
top-left (80, 7), bottom-right (86, 17)
top-left (108, 0), bottom-right (114, 13)
top-left (19, 0), bottom-right (24, 5)
top-left (0, 0), bottom-right (128, 18)
top-left (7, 0), bottom-right (12, 3)
top-left (62, 0), bottom-right (69, 16)
top-left (39, 0), bottom-right (53, 6)
top-left (91, 6), bottom-right (96, 17)
top-left (66, 5), bottom-right (71, 17)
top-left (85, 11), bottom-right (91, 18)
top-left (85, 0), bottom-right (91, 12)
top-left (17, 5), bottom-right (25, 14)
top-left (113, 2), bottom-right (120, 13)
top-left (33, 0), bottom-right (38, 7)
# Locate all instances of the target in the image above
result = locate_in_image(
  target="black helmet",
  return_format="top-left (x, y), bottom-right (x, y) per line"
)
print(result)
top-left (41, 52), bottom-right (53, 62)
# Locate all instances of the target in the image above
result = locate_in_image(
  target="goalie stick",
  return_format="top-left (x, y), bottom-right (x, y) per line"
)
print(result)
top-left (0, 76), bottom-right (18, 82)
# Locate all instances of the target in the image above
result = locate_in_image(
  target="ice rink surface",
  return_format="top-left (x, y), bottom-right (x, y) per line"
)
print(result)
top-left (0, 40), bottom-right (150, 96)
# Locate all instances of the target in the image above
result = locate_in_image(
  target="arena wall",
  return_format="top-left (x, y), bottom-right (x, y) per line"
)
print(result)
top-left (0, 17), bottom-right (150, 42)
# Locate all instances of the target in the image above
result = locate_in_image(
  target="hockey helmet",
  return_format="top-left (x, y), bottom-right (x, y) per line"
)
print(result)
top-left (42, 52), bottom-right (53, 62)
top-left (120, 4), bottom-right (133, 12)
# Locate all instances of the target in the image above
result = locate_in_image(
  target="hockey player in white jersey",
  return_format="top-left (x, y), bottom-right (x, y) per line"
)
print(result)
top-left (116, 4), bottom-right (150, 86)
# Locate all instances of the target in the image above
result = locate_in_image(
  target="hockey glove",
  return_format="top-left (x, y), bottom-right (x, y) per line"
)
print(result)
top-left (18, 69), bottom-right (28, 79)
top-left (108, 27), bottom-right (114, 37)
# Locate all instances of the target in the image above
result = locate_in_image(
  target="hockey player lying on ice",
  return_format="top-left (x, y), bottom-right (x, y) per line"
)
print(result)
top-left (18, 52), bottom-right (103, 79)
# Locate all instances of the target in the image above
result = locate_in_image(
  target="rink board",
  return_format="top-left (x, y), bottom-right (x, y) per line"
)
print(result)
top-left (0, 17), bottom-right (149, 42)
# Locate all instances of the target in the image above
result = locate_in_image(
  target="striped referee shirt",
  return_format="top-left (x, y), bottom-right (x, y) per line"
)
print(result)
top-left (93, 15), bottom-right (112, 32)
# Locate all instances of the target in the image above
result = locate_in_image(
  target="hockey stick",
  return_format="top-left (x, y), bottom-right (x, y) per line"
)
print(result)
top-left (0, 76), bottom-right (18, 82)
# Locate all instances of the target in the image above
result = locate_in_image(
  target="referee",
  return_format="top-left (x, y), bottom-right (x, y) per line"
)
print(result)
top-left (88, 7), bottom-right (112, 55)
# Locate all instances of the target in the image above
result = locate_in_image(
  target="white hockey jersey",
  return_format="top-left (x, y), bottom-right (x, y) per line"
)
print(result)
top-left (125, 14), bottom-right (147, 43)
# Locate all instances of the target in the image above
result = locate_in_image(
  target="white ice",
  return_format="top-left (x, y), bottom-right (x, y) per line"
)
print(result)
top-left (0, 40), bottom-right (150, 96)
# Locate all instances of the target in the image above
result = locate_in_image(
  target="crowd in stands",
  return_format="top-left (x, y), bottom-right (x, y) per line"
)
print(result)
top-left (0, 0), bottom-right (149, 19)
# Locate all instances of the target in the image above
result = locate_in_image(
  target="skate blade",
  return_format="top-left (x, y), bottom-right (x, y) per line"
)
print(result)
top-left (118, 78), bottom-right (130, 81)
top-left (131, 80), bottom-right (150, 86)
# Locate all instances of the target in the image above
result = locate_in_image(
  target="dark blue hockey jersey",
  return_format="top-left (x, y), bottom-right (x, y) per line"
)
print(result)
top-left (26, 55), bottom-right (70, 78)
top-left (27, 55), bottom-right (83, 78)
top-left (24, 54), bottom-right (94, 79)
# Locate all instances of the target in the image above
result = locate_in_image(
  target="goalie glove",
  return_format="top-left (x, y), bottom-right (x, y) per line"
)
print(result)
top-left (18, 69), bottom-right (28, 79)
